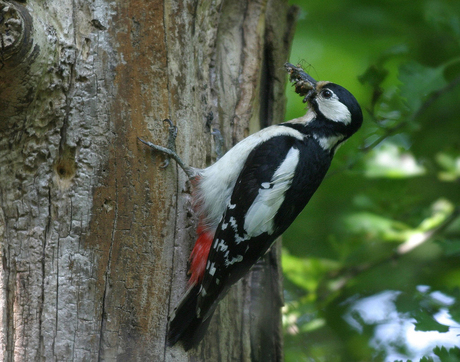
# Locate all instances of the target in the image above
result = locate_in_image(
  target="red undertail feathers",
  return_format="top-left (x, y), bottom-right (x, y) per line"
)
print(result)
top-left (188, 223), bottom-right (214, 285)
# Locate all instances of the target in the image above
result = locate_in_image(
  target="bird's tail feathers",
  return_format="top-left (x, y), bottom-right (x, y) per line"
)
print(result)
top-left (167, 284), bottom-right (215, 351)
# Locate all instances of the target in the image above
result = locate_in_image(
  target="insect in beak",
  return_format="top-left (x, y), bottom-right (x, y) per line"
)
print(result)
top-left (284, 62), bottom-right (317, 103)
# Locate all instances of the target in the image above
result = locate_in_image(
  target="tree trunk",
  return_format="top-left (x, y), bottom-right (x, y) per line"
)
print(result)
top-left (0, 0), bottom-right (297, 360)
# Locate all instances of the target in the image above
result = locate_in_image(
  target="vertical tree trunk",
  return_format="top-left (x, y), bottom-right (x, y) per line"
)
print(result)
top-left (0, 0), bottom-right (297, 360)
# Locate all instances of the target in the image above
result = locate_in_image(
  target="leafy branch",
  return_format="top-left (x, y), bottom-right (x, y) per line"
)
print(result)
top-left (319, 206), bottom-right (460, 300)
top-left (361, 73), bottom-right (460, 153)
top-left (327, 66), bottom-right (460, 179)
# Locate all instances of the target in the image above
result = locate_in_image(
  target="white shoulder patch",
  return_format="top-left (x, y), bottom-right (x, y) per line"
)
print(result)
top-left (314, 134), bottom-right (345, 151)
top-left (244, 147), bottom-right (300, 236)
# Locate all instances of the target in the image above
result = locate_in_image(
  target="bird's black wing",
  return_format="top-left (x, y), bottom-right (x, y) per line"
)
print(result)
top-left (197, 132), bottom-right (332, 320)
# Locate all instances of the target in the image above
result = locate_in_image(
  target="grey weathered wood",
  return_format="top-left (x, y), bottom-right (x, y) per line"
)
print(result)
top-left (0, 0), bottom-right (297, 360)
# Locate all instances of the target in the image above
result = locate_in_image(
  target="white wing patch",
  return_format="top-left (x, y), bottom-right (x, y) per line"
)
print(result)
top-left (209, 262), bottom-right (216, 276)
top-left (243, 147), bottom-right (300, 236)
top-left (225, 254), bottom-right (243, 267)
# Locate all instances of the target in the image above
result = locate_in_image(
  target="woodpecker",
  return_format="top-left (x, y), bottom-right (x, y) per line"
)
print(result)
top-left (138, 63), bottom-right (363, 350)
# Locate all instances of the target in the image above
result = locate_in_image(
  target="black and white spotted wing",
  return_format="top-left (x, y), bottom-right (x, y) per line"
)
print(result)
top-left (196, 130), bottom-right (333, 320)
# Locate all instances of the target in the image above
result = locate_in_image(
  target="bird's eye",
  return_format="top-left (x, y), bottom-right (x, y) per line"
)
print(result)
top-left (322, 89), bottom-right (333, 99)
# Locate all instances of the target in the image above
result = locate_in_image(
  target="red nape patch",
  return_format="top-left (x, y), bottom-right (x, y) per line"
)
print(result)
top-left (188, 224), bottom-right (214, 285)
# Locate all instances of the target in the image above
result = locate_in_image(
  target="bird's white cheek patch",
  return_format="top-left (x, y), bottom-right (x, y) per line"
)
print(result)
top-left (318, 99), bottom-right (351, 125)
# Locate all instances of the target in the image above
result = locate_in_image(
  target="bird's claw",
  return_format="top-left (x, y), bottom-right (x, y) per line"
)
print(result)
top-left (159, 158), bottom-right (170, 169)
top-left (138, 120), bottom-right (196, 179)
top-left (163, 118), bottom-right (174, 127)
top-left (137, 118), bottom-right (177, 169)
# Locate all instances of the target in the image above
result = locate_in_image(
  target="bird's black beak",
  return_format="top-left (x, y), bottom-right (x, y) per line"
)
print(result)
top-left (285, 62), bottom-right (317, 103)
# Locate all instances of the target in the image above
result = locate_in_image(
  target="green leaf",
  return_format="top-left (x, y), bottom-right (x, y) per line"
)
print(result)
top-left (433, 346), bottom-right (460, 362)
top-left (424, 1), bottom-right (460, 40)
top-left (435, 239), bottom-right (460, 256)
top-left (436, 153), bottom-right (458, 171)
top-left (358, 65), bottom-right (388, 88)
top-left (448, 289), bottom-right (460, 324)
top-left (413, 309), bottom-right (449, 333)
top-left (436, 153), bottom-right (460, 181)
top-left (399, 61), bottom-right (448, 112)
top-left (364, 143), bottom-right (425, 179)
top-left (419, 346), bottom-right (460, 362)
top-left (345, 212), bottom-right (410, 242)
top-left (420, 356), bottom-right (436, 362)
top-left (282, 251), bottom-right (340, 293)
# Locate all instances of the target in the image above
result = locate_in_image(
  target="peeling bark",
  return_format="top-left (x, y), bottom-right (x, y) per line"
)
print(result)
top-left (0, 0), bottom-right (297, 360)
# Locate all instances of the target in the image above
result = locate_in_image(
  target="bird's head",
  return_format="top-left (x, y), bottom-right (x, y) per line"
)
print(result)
top-left (285, 63), bottom-right (363, 140)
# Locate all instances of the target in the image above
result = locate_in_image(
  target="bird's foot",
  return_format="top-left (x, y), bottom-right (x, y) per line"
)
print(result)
top-left (138, 119), bottom-right (197, 179)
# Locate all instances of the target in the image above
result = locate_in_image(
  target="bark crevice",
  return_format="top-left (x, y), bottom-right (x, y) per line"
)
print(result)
top-left (97, 177), bottom-right (118, 362)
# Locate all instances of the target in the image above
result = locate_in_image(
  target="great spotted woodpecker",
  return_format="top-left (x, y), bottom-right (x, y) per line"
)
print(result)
top-left (138, 63), bottom-right (363, 350)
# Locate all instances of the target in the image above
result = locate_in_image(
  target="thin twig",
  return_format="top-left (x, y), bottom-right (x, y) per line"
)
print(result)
top-left (320, 206), bottom-right (460, 299)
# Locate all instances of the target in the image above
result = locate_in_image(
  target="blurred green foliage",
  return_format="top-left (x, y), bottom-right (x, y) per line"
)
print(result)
top-left (282, 0), bottom-right (460, 361)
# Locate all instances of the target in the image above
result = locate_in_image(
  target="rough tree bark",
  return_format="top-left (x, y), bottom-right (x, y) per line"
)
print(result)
top-left (0, 0), bottom-right (297, 360)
